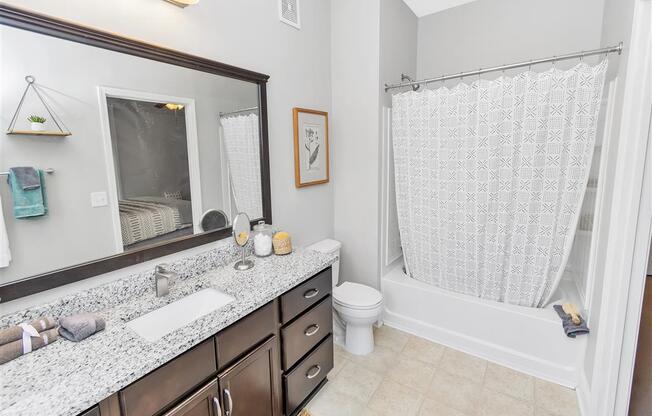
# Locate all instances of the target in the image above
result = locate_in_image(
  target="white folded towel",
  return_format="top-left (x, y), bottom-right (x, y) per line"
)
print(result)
top-left (0, 194), bottom-right (11, 268)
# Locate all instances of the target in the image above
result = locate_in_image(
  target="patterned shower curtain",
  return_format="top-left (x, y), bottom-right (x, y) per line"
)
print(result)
top-left (220, 113), bottom-right (263, 220)
top-left (392, 61), bottom-right (607, 307)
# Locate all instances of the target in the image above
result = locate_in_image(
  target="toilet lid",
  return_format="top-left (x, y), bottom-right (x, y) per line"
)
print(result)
top-left (333, 282), bottom-right (383, 309)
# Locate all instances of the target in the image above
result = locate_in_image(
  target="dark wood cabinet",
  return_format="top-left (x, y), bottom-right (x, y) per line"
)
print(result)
top-left (119, 339), bottom-right (217, 416)
top-left (79, 406), bottom-right (100, 416)
top-left (162, 380), bottom-right (220, 416)
top-left (81, 267), bottom-right (334, 416)
top-left (217, 336), bottom-right (281, 416)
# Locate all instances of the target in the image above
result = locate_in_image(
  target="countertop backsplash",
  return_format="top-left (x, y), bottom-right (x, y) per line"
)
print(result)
top-left (0, 238), bottom-right (251, 327)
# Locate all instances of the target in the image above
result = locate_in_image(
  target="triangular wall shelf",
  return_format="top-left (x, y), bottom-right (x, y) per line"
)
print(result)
top-left (6, 75), bottom-right (72, 137)
top-left (7, 130), bottom-right (71, 137)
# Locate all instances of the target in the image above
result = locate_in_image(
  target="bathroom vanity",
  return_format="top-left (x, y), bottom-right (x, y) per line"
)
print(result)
top-left (88, 267), bottom-right (334, 416)
top-left (0, 247), bottom-right (337, 416)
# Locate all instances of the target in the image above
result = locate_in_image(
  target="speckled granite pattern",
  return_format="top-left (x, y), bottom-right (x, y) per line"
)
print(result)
top-left (0, 247), bottom-right (336, 416)
top-left (0, 239), bottom-right (247, 327)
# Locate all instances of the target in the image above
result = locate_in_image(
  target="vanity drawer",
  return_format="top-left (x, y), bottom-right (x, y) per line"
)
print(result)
top-left (216, 300), bottom-right (277, 370)
top-left (281, 296), bottom-right (333, 370)
top-left (283, 334), bottom-right (333, 415)
top-left (119, 338), bottom-right (216, 416)
top-left (280, 268), bottom-right (332, 324)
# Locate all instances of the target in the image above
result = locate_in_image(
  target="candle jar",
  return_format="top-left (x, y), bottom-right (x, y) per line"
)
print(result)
top-left (252, 221), bottom-right (274, 257)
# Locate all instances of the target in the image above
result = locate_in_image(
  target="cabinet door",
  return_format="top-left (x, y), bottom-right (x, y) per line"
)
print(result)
top-left (218, 336), bottom-right (281, 416)
top-left (163, 379), bottom-right (220, 416)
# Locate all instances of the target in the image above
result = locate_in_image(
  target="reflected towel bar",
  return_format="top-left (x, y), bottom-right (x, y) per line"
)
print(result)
top-left (0, 168), bottom-right (55, 176)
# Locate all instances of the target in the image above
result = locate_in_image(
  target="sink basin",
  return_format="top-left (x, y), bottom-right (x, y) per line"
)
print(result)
top-left (126, 288), bottom-right (235, 342)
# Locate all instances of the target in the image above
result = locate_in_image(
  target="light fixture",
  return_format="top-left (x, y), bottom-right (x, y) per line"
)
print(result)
top-left (155, 103), bottom-right (185, 111)
top-left (164, 103), bottom-right (184, 111)
top-left (164, 0), bottom-right (199, 8)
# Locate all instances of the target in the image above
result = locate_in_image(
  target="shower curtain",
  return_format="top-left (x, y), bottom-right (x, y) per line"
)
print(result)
top-left (220, 113), bottom-right (263, 220)
top-left (392, 61), bottom-right (607, 307)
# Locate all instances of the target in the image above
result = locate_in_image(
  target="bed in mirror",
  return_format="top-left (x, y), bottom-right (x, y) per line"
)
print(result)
top-left (0, 5), bottom-right (271, 301)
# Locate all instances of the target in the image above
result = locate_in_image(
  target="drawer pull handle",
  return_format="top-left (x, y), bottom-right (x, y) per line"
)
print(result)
top-left (306, 365), bottom-right (322, 379)
top-left (304, 324), bottom-right (320, 336)
top-left (303, 288), bottom-right (320, 299)
top-left (213, 397), bottom-right (223, 416)
top-left (224, 389), bottom-right (233, 416)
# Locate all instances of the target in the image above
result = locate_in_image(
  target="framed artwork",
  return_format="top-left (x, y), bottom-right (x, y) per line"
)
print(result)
top-left (293, 107), bottom-right (329, 187)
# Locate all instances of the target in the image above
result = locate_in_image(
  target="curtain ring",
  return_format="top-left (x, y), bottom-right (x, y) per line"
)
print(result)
top-left (528, 60), bottom-right (533, 71)
top-left (580, 52), bottom-right (584, 62)
top-left (24, 75), bottom-right (35, 84)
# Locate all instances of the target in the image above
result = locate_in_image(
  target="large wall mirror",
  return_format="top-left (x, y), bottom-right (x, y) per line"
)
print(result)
top-left (0, 6), bottom-right (271, 301)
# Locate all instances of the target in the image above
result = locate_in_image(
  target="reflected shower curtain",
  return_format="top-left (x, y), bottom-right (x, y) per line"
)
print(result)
top-left (221, 113), bottom-right (263, 220)
top-left (392, 61), bottom-right (607, 307)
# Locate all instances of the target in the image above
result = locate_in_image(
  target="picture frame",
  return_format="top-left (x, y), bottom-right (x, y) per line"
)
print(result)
top-left (293, 107), bottom-right (329, 187)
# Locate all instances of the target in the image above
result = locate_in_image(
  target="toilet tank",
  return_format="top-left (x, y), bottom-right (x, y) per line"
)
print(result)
top-left (306, 239), bottom-right (342, 287)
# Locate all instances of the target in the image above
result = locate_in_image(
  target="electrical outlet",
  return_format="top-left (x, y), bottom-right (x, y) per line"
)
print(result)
top-left (91, 191), bottom-right (108, 208)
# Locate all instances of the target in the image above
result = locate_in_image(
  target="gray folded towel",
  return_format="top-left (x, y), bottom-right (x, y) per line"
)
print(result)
top-left (8, 167), bottom-right (41, 190)
top-left (553, 305), bottom-right (589, 338)
top-left (58, 313), bottom-right (105, 342)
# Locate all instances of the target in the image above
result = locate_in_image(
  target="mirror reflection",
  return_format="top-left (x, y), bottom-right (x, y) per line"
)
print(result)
top-left (0, 24), bottom-right (264, 283)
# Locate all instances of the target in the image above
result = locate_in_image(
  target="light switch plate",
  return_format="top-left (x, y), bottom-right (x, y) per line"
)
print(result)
top-left (91, 191), bottom-right (108, 207)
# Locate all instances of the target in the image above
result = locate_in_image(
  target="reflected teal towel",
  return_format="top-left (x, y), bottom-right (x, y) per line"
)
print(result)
top-left (7, 169), bottom-right (48, 218)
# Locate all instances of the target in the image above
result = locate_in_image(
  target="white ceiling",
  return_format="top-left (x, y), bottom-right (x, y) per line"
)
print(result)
top-left (402, 0), bottom-right (481, 17)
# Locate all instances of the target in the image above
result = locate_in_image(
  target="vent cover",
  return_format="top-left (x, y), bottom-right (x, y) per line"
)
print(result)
top-left (279, 0), bottom-right (301, 29)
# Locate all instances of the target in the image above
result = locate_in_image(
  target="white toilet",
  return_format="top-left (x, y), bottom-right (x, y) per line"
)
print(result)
top-left (307, 239), bottom-right (383, 355)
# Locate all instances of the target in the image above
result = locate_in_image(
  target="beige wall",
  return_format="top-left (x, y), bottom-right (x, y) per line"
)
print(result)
top-left (331, 0), bottom-right (381, 288)
top-left (417, 0), bottom-right (606, 80)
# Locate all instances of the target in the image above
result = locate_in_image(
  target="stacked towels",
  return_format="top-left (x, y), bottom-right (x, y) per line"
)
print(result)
top-left (0, 316), bottom-right (58, 365)
top-left (0, 313), bottom-right (107, 365)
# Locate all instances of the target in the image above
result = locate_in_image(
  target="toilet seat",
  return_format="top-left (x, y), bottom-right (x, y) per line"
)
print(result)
top-left (333, 282), bottom-right (383, 310)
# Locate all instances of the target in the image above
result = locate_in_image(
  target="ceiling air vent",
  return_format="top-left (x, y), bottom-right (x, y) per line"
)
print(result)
top-left (279, 0), bottom-right (301, 29)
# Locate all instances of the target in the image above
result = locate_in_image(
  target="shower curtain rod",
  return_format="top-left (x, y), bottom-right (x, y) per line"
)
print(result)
top-left (384, 42), bottom-right (623, 92)
top-left (219, 106), bottom-right (259, 117)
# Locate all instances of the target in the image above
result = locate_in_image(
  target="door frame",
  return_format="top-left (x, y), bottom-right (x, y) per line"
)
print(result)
top-left (586, 0), bottom-right (652, 414)
top-left (97, 86), bottom-right (203, 252)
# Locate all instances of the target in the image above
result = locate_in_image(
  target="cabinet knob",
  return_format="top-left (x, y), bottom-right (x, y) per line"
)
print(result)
top-left (306, 365), bottom-right (322, 379)
top-left (213, 397), bottom-right (222, 416)
top-left (304, 324), bottom-right (320, 337)
top-left (303, 288), bottom-right (319, 299)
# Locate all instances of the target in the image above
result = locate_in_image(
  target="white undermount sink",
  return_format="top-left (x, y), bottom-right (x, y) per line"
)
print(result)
top-left (126, 288), bottom-right (235, 342)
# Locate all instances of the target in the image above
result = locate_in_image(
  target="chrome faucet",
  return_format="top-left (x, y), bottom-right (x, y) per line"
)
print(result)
top-left (154, 264), bottom-right (176, 297)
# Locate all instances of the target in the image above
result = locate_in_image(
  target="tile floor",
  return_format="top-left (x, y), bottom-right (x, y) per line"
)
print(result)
top-left (305, 326), bottom-right (580, 416)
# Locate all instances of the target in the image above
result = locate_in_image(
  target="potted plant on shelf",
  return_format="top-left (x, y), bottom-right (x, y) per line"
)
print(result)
top-left (27, 115), bottom-right (46, 132)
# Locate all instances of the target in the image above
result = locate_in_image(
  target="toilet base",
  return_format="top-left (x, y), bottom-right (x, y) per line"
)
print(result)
top-left (344, 323), bottom-right (375, 355)
top-left (332, 309), bottom-right (380, 356)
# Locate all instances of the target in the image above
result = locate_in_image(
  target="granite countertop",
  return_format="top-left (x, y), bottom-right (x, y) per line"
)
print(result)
top-left (0, 248), bottom-right (336, 416)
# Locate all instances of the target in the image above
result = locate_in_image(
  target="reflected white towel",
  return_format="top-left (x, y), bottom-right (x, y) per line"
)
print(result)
top-left (0, 194), bottom-right (11, 268)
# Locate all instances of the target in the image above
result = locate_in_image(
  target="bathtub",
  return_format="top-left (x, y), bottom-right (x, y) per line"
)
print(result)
top-left (381, 263), bottom-right (584, 387)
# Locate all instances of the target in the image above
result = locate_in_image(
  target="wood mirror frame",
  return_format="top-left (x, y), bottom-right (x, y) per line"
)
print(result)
top-left (0, 4), bottom-right (272, 302)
